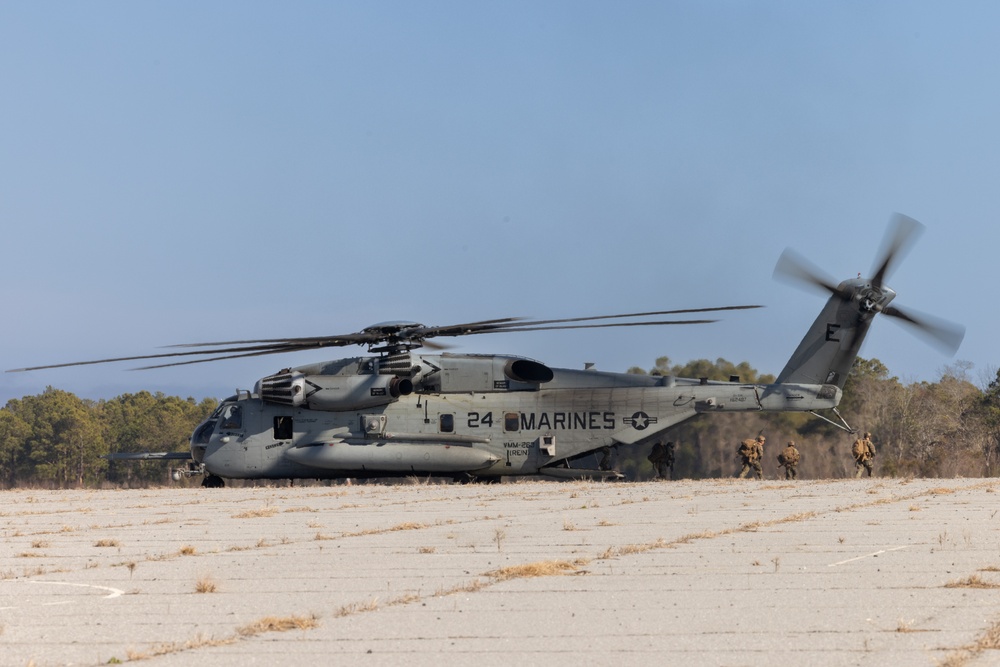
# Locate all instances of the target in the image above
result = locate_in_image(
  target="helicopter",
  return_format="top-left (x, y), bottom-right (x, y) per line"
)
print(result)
top-left (10, 214), bottom-right (964, 487)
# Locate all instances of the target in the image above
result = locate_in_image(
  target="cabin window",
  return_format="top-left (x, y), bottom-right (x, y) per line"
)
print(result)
top-left (504, 412), bottom-right (520, 432)
top-left (439, 414), bottom-right (454, 433)
top-left (273, 416), bottom-right (293, 440)
top-left (220, 405), bottom-right (243, 430)
top-left (193, 420), bottom-right (216, 445)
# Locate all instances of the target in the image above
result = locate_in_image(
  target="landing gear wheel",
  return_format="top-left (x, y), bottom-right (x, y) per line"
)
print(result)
top-left (201, 474), bottom-right (225, 488)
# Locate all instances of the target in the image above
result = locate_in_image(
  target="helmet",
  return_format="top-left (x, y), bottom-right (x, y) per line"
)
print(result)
top-left (864, 432), bottom-right (871, 438)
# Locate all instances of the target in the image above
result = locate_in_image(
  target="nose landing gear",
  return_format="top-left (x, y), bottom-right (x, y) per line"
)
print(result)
top-left (170, 461), bottom-right (225, 487)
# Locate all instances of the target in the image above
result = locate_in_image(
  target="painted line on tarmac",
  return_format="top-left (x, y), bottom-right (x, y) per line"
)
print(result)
top-left (828, 545), bottom-right (910, 567)
top-left (0, 581), bottom-right (126, 612)
top-left (28, 580), bottom-right (125, 599)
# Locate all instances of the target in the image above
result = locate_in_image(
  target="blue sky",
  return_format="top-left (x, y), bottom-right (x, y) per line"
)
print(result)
top-left (1, 2), bottom-right (996, 404)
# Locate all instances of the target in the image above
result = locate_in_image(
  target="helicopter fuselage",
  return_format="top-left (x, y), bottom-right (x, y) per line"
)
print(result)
top-left (190, 352), bottom-right (840, 481)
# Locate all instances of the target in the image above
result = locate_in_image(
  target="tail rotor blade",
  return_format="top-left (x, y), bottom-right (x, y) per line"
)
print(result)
top-left (773, 248), bottom-right (844, 297)
top-left (881, 304), bottom-right (966, 355)
top-left (871, 213), bottom-right (924, 289)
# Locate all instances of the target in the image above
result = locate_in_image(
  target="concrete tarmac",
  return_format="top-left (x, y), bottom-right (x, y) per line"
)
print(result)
top-left (3, 477), bottom-right (1000, 666)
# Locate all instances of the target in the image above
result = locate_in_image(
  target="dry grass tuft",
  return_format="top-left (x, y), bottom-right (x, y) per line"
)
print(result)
top-left (333, 599), bottom-right (380, 617)
top-left (178, 545), bottom-right (197, 556)
top-left (435, 579), bottom-right (488, 597)
top-left (94, 539), bottom-right (120, 548)
top-left (124, 612), bottom-right (321, 660)
top-left (233, 507), bottom-right (278, 519)
top-left (597, 537), bottom-right (668, 560)
top-left (388, 592), bottom-right (421, 606)
top-left (939, 619), bottom-right (1000, 667)
top-left (944, 574), bottom-right (1000, 589)
top-left (675, 530), bottom-right (718, 544)
top-left (976, 619), bottom-right (1000, 650)
top-left (344, 522), bottom-right (429, 538)
top-left (390, 522), bottom-right (427, 531)
top-left (127, 631), bottom-right (237, 659)
top-left (487, 559), bottom-right (581, 581)
top-left (195, 576), bottom-right (217, 593)
top-left (237, 614), bottom-right (319, 636)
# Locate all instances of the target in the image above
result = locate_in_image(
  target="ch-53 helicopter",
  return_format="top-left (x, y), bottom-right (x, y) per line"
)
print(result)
top-left (11, 214), bottom-right (964, 487)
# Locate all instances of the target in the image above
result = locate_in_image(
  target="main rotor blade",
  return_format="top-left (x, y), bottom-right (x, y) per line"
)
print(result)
top-left (773, 248), bottom-right (844, 296)
top-left (7, 340), bottom-right (337, 372)
top-left (461, 319), bottom-right (719, 334)
top-left (881, 304), bottom-right (966, 355)
top-left (418, 305), bottom-right (762, 338)
top-left (158, 318), bottom-right (527, 350)
top-left (136, 319), bottom-right (725, 366)
top-left (9, 305), bottom-right (762, 372)
top-left (132, 345), bottom-right (329, 370)
top-left (165, 333), bottom-right (373, 349)
top-left (871, 213), bottom-right (924, 289)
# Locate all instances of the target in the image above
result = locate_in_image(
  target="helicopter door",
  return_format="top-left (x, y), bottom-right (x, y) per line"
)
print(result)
top-left (502, 412), bottom-right (540, 471)
top-left (238, 404), bottom-right (263, 472)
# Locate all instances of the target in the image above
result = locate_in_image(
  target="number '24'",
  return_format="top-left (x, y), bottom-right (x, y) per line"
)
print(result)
top-left (467, 412), bottom-right (493, 428)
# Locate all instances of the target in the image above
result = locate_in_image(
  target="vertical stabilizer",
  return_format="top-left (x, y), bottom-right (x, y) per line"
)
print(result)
top-left (775, 281), bottom-right (877, 389)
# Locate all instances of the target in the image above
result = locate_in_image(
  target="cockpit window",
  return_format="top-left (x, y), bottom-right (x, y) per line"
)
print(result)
top-left (220, 404), bottom-right (243, 430)
top-left (193, 420), bottom-right (216, 445)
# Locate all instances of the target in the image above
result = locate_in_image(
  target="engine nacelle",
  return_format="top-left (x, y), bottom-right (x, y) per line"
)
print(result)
top-left (257, 372), bottom-right (413, 411)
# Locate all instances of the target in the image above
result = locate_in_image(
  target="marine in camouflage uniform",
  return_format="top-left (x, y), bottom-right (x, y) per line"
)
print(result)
top-left (777, 441), bottom-right (800, 480)
top-left (647, 441), bottom-right (675, 479)
top-left (598, 446), bottom-right (614, 471)
top-left (853, 432), bottom-right (876, 478)
top-left (738, 435), bottom-right (765, 480)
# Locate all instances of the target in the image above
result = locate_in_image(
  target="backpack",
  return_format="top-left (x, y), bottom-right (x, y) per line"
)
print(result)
top-left (852, 439), bottom-right (864, 458)
top-left (738, 439), bottom-right (755, 457)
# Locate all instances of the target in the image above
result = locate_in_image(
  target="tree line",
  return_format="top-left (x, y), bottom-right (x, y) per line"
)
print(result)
top-left (0, 389), bottom-right (217, 488)
top-left (1, 355), bottom-right (998, 488)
